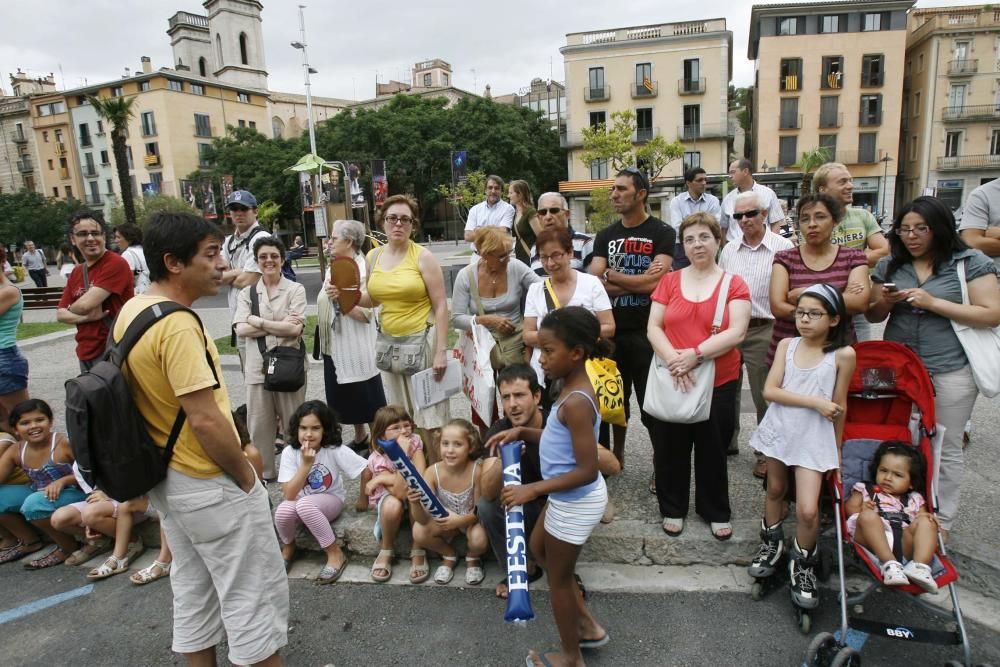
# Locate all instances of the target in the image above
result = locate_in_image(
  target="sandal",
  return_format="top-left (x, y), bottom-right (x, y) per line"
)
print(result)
top-left (662, 517), bottom-right (684, 536)
top-left (648, 474), bottom-right (656, 495)
top-left (434, 555), bottom-right (458, 585)
top-left (409, 549), bottom-right (430, 584)
top-left (464, 556), bottom-right (485, 586)
top-left (87, 554), bottom-right (130, 580)
top-left (317, 557), bottom-right (348, 585)
top-left (65, 538), bottom-right (112, 566)
top-left (130, 560), bottom-right (171, 585)
top-left (24, 547), bottom-right (69, 570)
top-left (370, 549), bottom-right (394, 583)
top-left (0, 540), bottom-right (42, 565)
top-left (710, 522), bottom-right (733, 541)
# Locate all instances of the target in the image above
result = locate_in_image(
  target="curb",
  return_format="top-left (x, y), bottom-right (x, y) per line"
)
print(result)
top-left (17, 328), bottom-right (77, 351)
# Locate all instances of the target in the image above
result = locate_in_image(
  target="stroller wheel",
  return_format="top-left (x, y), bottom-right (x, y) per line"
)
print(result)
top-left (750, 581), bottom-right (765, 601)
top-left (797, 609), bottom-right (812, 635)
top-left (805, 632), bottom-right (837, 666)
top-left (830, 646), bottom-right (861, 667)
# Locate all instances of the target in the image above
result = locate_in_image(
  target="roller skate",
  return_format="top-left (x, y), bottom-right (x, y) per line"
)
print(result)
top-left (789, 538), bottom-right (820, 634)
top-left (748, 519), bottom-right (785, 601)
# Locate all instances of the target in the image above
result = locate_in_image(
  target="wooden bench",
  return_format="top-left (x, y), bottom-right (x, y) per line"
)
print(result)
top-left (21, 286), bottom-right (64, 311)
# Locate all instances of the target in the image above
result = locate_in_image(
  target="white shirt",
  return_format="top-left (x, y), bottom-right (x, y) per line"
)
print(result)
top-left (278, 444), bottom-right (367, 502)
top-left (669, 191), bottom-right (722, 232)
top-left (222, 224), bottom-right (272, 315)
top-left (721, 181), bottom-right (785, 243)
top-left (524, 273), bottom-right (612, 384)
top-left (718, 231), bottom-right (793, 319)
top-left (464, 199), bottom-right (515, 251)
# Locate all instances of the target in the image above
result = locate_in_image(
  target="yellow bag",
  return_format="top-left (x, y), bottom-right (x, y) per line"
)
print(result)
top-left (543, 280), bottom-right (626, 426)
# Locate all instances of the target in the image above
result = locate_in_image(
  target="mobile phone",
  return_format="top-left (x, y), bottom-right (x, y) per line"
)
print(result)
top-left (884, 283), bottom-right (898, 292)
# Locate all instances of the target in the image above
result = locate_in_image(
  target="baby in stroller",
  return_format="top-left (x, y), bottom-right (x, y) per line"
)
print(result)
top-left (845, 440), bottom-right (940, 592)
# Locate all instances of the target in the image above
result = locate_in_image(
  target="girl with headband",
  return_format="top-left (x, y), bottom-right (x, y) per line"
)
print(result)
top-left (747, 283), bottom-right (856, 614)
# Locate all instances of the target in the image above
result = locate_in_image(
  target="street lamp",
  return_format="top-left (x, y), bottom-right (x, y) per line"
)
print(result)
top-left (879, 154), bottom-right (894, 225)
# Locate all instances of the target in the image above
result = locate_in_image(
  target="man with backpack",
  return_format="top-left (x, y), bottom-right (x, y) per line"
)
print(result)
top-left (221, 190), bottom-right (271, 370)
top-left (110, 211), bottom-right (288, 666)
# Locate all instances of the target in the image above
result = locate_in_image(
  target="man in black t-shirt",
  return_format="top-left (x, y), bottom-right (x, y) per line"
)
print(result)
top-left (589, 168), bottom-right (674, 465)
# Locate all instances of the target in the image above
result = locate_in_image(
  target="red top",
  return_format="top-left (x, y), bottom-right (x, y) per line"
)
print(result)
top-left (58, 251), bottom-right (134, 361)
top-left (651, 271), bottom-right (750, 387)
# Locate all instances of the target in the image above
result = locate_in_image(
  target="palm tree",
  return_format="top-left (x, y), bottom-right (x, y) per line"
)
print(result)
top-left (795, 146), bottom-right (833, 195)
top-left (88, 95), bottom-right (138, 224)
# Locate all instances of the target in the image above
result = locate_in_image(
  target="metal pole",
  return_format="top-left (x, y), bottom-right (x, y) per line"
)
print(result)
top-left (296, 4), bottom-right (326, 276)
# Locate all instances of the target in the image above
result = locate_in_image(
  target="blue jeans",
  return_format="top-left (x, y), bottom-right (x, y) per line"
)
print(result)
top-left (0, 484), bottom-right (32, 513)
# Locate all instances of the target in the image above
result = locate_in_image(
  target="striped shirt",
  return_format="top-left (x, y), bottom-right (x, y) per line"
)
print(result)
top-left (722, 182), bottom-right (785, 243)
top-left (767, 246), bottom-right (868, 363)
top-left (718, 231), bottom-right (794, 319)
top-left (529, 232), bottom-right (595, 277)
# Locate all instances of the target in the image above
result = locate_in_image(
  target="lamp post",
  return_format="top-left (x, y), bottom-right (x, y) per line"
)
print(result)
top-left (291, 4), bottom-right (326, 275)
top-left (879, 154), bottom-right (894, 225)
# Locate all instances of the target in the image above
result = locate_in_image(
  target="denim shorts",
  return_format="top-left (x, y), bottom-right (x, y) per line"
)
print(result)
top-left (0, 346), bottom-right (28, 394)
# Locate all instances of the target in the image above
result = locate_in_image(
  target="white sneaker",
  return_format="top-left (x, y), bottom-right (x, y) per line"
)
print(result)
top-left (881, 559), bottom-right (908, 586)
top-left (903, 560), bottom-right (939, 593)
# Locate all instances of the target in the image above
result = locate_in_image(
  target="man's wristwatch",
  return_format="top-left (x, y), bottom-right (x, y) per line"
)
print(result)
top-left (694, 345), bottom-right (705, 366)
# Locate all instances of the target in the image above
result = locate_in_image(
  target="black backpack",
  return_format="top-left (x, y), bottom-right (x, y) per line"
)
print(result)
top-left (65, 301), bottom-right (219, 501)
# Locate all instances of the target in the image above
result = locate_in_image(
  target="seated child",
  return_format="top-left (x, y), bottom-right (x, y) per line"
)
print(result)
top-left (275, 400), bottom-right (366, 584)
top-left (845, 441), bottom-right (940, 592)
top-left (408, 418), bottom-right (496, 586)
top-left (0, 399), bottom-right (86, 569)
top-left (355, 405), bottom-right (426, 584)
top-left (0, 429), bottom-right (35, 558)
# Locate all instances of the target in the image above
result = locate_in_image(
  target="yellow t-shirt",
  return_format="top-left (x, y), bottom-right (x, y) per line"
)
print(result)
top-left (366, 241), bottom-right (432, 336)
top-left (113, 295), bottom-right (235, 479)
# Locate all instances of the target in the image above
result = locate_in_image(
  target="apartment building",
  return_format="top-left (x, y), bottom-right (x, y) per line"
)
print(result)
top-left (494, 78), bottom-right (567, 129)
top-left (749, 1), bottom-right (914, 218)
top-left (559, 19), bottom-right (733, 221)
top-left (900, 5), bottom-right (1000, 211)
top-left (31, 91), bottom-right (85, 202)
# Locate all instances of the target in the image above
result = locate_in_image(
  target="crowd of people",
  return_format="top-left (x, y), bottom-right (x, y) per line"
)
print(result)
top-left (0, 165), bottom-right (998, 667)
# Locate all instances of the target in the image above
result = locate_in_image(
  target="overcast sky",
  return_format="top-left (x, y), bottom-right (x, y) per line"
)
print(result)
top-left (0, 0), bottom-right (985, 101)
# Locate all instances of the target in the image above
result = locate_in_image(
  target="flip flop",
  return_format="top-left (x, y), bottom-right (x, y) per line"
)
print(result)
top-left (525, 650), bottom-right (559, 666)
top-left (579, 632), bottom-right (611, 650)
top-left (317, 558), bottom-right (348, 585)
top-left (711, 522), bottom-right (733, 541)
top-left (662, 517), bottom-right (684, 536)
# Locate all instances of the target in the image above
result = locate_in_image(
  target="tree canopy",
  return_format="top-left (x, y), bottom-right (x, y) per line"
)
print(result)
top-left (580, 110), bottom-right (684, 181)
top-left (0, 190), bottom-right (89, 251)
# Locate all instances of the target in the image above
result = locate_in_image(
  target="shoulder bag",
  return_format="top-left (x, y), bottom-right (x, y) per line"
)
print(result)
top-left (643, 273), bottom-right (733, 424)
top-left (249, 285), bottom-right (306, 392)
top-left (951, 258), bottom-right (1000, 398)
top-left (369, 245), bottom-right (429, 376)
top-left (466, 264), bottom-right (524, 371)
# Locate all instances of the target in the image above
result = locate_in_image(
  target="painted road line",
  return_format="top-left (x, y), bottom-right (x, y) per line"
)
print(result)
top-left (0, 584), bottom-right (94, 625)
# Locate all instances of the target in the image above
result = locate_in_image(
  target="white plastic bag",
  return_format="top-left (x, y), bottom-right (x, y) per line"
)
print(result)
top-left (456, 324), bottom-right (496, 424)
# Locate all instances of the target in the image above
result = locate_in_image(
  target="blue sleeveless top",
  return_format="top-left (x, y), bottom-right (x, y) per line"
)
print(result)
top-left (539, 389), bottom-right (601, 502)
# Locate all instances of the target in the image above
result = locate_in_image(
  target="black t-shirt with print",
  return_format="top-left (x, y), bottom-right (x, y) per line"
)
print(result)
top-left (592, 215), bottom-right (675, 333)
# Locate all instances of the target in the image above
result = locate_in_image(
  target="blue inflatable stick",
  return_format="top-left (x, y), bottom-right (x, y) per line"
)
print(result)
top-left (500, 441), bottom-right (535, 624)
top-left (380, 438), bottom-right (448, 519)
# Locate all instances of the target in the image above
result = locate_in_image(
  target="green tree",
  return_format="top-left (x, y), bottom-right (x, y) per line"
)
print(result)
top-left (637, 135), bottom-right (686, 181)
top-left (108, 194), bottom-right (196, 229)
top-left (585, 186), bottom-right (616, 233)
top-left (435, 171), bottom-right (488, 219)
top-left (256, 200), bottom-right (281, 228)
top-left (795, 146), bottom-right (834, 194)
top-left (581, 109), bottom-right (684, 181)
top-left (0, 191), bottom-right (89, 251)
top-left (88, 95), bottom-right (138, 225)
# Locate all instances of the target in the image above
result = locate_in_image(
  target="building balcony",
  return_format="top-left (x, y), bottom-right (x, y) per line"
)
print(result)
top-left (55, 142), bottom-right (67, 156)
top-left (567, 19), bottom-right (727, 46)
top-left (948, 59), bottom-right (978, 75)
top-left (82, 165), bottom-right (98, 178)
top-left (59, 167), bottom-right (69, 180)
top-left (85, 194), bottom-right (103, 206)
top-left (168, 11), bottom-right (209, 31)
top-left (837, 149), bottom-right (886, 165)
top-left (584, 86), bottom-right (610, 102)
top-left (10, 131), bottom-right (27, 143)
top-left (16, 158), bottom-right (32, 173)
top-left (678, 78), bottom-right (705, 95)
top-left (144, 154), bottom-right (161, 168)
top-left (859, 111), bottom-right (883, 127)
top-left (677, 123), bottom-right (731, 141)
top-left (631, 81), bottom-right (658, 99)
top-left (780, 75), bottom-right (800, 92)
top-left (937, 154), bottom-right (1000, 170)
top-left (633, 127), bottom-right (659, 143)
top-left (942, 105), bottom-right (1000, 122)
top-left (821, 73), bottom-right (843, 90)
top-left (779, 113), bottom-right (802, 130)
top-left (819, 112), bottom-right (844, 129)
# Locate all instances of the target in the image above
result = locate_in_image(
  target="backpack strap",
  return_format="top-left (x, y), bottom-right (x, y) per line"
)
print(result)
top-left (112, 301), bottom-right (221, 464)
top-left (249, 284), bottom-right (268, 357)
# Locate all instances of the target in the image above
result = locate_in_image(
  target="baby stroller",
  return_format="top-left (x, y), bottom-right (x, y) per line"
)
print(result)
top-left (806, 341), bottom-right (986, 667)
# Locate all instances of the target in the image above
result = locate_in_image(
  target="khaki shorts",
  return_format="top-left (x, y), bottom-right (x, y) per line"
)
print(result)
top-left (148, 465), bottom-right (289, 665)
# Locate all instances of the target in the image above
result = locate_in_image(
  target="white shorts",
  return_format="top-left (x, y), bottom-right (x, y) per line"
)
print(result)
top-left (544, 477), bottom-right (607, 546)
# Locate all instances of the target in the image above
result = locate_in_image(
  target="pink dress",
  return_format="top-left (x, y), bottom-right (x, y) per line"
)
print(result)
top-left (367, 434), bottom-right (424, 507)
top-left (846, 482), bottom-right (925, 550)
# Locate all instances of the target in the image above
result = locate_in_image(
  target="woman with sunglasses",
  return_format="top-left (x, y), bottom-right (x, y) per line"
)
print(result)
top-left (767, 193), bottom-right (870, 365)
top-left (867, 196), bottom-right (1000, 539)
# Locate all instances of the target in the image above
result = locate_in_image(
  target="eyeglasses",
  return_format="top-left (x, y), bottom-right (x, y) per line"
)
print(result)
top-left (538, 207), bottom-right (566, 217)
top-left (73, 230), bottom-right (105, 239)
top-left (539, 251), bottom-right (567, 263)
top-left (384, 214), bottom-right (413, 226)
top-left (896, 224), bottom-right (931, 237)
top-left (227, 205), bottom-right (251, 212)
top-left (732, 209), bottom-right (760, 220)
top-left (794, 309), bottom-right (828, 321)
top-left (683, 233), bottom-right (715, 246)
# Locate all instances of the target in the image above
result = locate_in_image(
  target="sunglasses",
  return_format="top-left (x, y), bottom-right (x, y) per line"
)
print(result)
top-left (732, 209), bottom-right (760, 220)
top-left (538, 207), bottom-right (566, 216)
top-left (619, 167), bottom-right (650, 191)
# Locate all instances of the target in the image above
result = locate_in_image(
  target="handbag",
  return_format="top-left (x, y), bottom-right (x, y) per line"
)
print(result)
top-left (466, 265), bottom-right (524, 371)
top-left (643, 273), bottom-right (733, 424)
top-left (542, 279), bottom-right (625, 425)
top-left (951, 259), bottom-right (1000, 398)
top-left (249, 286), bottom-right (306, 392)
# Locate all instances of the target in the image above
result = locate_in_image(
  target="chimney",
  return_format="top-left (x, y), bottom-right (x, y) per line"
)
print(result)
top-left (141, 56), bottom-right (152, 74)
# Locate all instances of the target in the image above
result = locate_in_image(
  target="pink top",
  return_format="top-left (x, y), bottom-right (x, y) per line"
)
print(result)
top-left (651, 271), bottom-right (750, 387)
top-left (367, 434), bottom-right (425, 506)
top-left (846, 482), bottom-right (926, 539)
